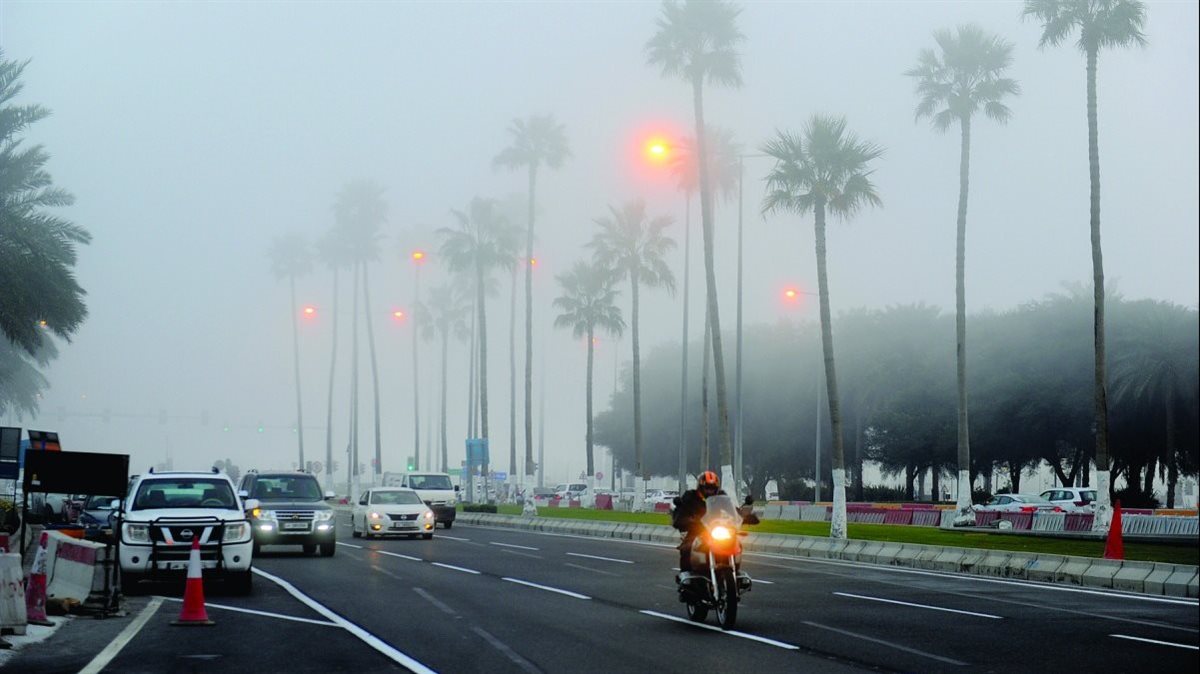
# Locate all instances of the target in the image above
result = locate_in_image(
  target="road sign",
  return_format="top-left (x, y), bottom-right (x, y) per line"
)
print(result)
top-left (595, 471), bottom-right (604, 481)
top-left (312, 461), bottom-right (323, 473)
top-left (491, 471), bottom-right (507, 481)
top-left (466, 438), bottom-right (489, 467)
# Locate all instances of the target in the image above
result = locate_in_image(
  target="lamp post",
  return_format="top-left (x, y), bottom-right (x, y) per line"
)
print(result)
top-left (411, 250), bottom-right (425, 470)
top-left (734, 153), bottom-right (771, 499)
top-left (782, 285), bottom-right (823, 499)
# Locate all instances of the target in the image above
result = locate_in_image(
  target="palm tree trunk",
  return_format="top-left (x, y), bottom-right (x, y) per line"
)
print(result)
top-left (586, 324), bottom-right (595, 478)
top-left (953, 115), bottom-right (975, 524)
top-left (440, 326), bottom-right (449, 472)
top-left (289, 274), bottom-right (306, 469)
top-left (477, 262), bottom-right (489, 444)
top-left (814, 200), bottom-right (848, 539)
top-left (412, 266), bottom-right (421, 470)
top-left (1165, 394), bottom-right (1177, 508)
top-left (325, 267), bottom-right (339, 489)
top-left (691, 77), bottom-right (734, 491)
top-left (854, 407), bottom-right (864, 501)
top-left (701, 301), bottom-right (712, 471)
top-left (678, 194), bottom-right (691, 492)
top-left (631, 269), bottom-right (644, 511)
top-left (362, 263), bottom-right (382, 479)
top-left (351, 262), bottom-right (361, 499)
top-left (467, 284), bottom-right (477, 438)
top-left (510, 265), bottom-right (518, 477)
top-left (524, 165), bottom-right (537, 481)
top-left (1086, 46), bottom-right (1113, 530)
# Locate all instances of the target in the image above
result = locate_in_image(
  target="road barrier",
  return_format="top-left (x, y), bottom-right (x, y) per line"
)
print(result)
top-left (0, 553), bottom-right (26, 635)
top-left (0, 533), bottom-right (9, 553)
top-left (45, 530), bottom-right (106, 604)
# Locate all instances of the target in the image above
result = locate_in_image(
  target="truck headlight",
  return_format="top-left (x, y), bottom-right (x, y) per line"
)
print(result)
top-left (369, 512), bottom-right (382, 520)
top-left (424, 510), bottom-right (434, 520)
top-left (124, 523), bottom-right (150, 543)
top-left (223, 522), bottom-right (250, 542)
top-left (315, 510), bottom-right (334, 522)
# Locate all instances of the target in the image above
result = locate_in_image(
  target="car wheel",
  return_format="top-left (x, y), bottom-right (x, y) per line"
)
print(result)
top-left (319, 542), bottom-right (335, 557)
top-left (302, 544), bottom-right (317, 555)
top-left (228, 570), bottom-right (253, 596)
top-left (120, 569), bottom-right (144, 596)
top-left (422, 533), bottom-right (433, 540)
top-left (442, 521), bottom-right (452, 530)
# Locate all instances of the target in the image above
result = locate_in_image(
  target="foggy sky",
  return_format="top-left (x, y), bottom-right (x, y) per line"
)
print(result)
top-left (3, 1), bottom-right (1197, 485)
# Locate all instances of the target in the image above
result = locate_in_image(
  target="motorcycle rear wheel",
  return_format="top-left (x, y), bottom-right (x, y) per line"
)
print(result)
top-left (715, 569), bottom-right (738, 629)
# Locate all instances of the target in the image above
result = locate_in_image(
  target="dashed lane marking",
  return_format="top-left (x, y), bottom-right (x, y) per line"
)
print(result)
top-left (801, 620), bottom-right (968, 666)
top-left (833, 592), bottom-right (1003, 620)
top-left (1110, 634), bottom-right (1199, 651)
top-left (472, 626), bottom-right (543, 674)
top-left (490, 541), bottom-right (539, 551)
top-left (639, 610), bottom-right (800, 650)
top-left (566, 552), bottom-right (634, 564)
top-left (431, 562), bottom-right (482, 575)
top-left (502, 577), bottom-right (591, 600)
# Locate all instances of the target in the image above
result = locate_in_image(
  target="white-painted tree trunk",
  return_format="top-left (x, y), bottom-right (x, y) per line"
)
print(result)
top-left (953, 469), bottom-right (975, 526)
top-left (583, 475), bottom-right (596, 508)
top-left (830, 468), bottom-right (847, 540)
top-left (720, 464), bottom-right (737, 504)
top-left (633, 477), bottom-right (648, 512)
top-left (1092, 470), bottom-right (1111, 532)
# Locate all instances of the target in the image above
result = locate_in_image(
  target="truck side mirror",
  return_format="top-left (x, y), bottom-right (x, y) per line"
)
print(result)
top-left (110, 499), bottom-right (122, 510)
top-left (454, 485), bottom-right (460, 492)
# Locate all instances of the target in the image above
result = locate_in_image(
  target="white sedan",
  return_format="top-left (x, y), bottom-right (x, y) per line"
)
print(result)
top-left (351, 488), bottom-right (437, 539)
top-left (973, 493), bottom-right (1062, 513)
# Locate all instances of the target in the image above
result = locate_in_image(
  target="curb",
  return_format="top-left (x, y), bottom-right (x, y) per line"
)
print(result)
top-left (456, 512), bottom-right (1200, 599)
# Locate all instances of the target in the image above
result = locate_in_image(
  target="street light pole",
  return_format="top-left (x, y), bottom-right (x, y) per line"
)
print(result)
top-left (734, 153), bottom-right (770, 499)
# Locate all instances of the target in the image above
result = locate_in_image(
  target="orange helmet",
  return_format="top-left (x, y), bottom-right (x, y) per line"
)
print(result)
top-left (697, 471), bottom-right (720, 493)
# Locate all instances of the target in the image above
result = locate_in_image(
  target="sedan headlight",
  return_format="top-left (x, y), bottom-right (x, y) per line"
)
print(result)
top-left (223, 522), bottom-right (250, 542)
top-left (315, 510), bottom-right (334, 522)
top-left (124, 523), bottom-right (150, 543)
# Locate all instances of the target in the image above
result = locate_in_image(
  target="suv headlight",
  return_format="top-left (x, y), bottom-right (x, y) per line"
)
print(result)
top-left (254, 509), bottom-right (276, 521)
top-left (423, 510), bottom-right (435, 520)
top-left (124, 523), bottom-right (150, 543)
top-left (315, 510), bottom-right (334, 522)
top-left (223, 522), bottom-right (250, 542)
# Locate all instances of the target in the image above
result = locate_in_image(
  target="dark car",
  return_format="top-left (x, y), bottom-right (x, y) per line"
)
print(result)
top-left (239, 471), bottom-right (336, 557)
top-left (78, 494), bottom-right (121, 540)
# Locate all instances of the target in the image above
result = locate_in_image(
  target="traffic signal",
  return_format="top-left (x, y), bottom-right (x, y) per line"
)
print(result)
top-left (406, 456), bottom-right (415, 471)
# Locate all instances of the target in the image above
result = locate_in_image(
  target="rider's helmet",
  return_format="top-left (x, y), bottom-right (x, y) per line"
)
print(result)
top-left (697, 471), bottom-right (720, 497)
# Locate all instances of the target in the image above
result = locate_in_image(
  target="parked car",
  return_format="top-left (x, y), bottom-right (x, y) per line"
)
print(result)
top-left (239, 471), bottom-right (337, 556)
top-left (553, 483), bottom-right (588, 500)
top-left (351, 487), bottom-right (436, 539)
top-left (1040, 487), bottom-right (1097, 512)
top-left (973, 493), bottom-right (1062, 513)
top-left (78, 494), bottom-right (121, 539)
top-left (646, 489), bottom-right (679, 506)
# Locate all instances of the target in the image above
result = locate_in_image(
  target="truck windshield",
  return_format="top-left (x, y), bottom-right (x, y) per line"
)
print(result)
top-left (132, 479), bottom-right (236, 510)
top-left (408, 475), bottom-right (452, 490)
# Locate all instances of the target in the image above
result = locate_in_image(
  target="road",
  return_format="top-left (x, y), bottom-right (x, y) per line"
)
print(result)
top-left (6, 514), bottom-right (1198, 673)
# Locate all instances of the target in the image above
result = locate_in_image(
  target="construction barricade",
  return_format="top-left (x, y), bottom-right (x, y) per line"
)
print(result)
top-left (0, 553), bottom-right (25, 635)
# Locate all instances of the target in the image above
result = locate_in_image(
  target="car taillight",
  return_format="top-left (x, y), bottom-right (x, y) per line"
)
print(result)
top-left (1020, 506), bottom-right (1037, 513)
top-left (1053, 506), bottom-right (1063, 512)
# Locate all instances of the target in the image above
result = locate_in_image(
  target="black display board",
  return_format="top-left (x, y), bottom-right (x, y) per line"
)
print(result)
top-left (22, 450), bottom-right (130, 496)
top-left (0, 427), bottom-right (19, 461)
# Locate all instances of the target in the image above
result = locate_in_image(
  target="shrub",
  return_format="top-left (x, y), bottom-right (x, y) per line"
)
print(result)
top-left (463, 503), bottom-right (498, 513)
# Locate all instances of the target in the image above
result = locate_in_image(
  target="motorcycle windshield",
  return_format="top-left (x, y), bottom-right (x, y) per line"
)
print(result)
top-left (701, 495), bottom-right (741, 528)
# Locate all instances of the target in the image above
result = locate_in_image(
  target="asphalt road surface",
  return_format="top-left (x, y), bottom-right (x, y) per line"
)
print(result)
top-left (6, 513), bottom-right (1197, 673)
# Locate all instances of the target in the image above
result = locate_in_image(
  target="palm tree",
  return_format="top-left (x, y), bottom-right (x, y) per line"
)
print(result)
top-left (418, 284), bottom-right (471, 472)
top-left (0, 338), bottom-right (56, 418)
top-left (589, 200), bottom-right (676, 510)
top-left (646, 0), bottom-right (744, 487)
top-left (268, 232), bottom-right (314, 469)
top-left (335, 180), bottom-right (387, 489)
top-left (315, 231), bottom-right (353, 489)
top-left (762, 116), bottom-right (883, 539)
top-left (1022, 0), bottom-right (1147, 529)
top-left (906, 24), bottom-right (1019, 524)
top-left (397, 226), bottom-right (436, 472)
top-left (494, 115), bottom-right (571, 487)
top-left (669, 128), bottom-right (741, 485)
top-left (0, 51), bottom-right (91, 359)
top-left (439, 198), bottom-right (520, 483)
top-left (554, 261), bottom-right (626, 496)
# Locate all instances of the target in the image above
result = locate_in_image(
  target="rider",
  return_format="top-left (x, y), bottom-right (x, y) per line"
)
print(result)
top-left (671, 471), bottom-right (723, 582)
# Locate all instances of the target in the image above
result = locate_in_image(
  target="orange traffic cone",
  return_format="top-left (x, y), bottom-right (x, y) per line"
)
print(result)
top-left (25, 531), bottom-right (53, 626)
top-left (1103, 499), bottom-right (1124, 560)
top-left (171, 536), bottom-right (214, 626)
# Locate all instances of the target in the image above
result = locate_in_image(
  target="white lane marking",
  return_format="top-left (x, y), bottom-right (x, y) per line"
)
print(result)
top-left (747, 550), bottom-right (1200, 607)
top-left (833, 592), bottom-right (1002, 620)
top-left (1110, 634), bottom-right (1200, 651)
top-left (78, 597), bottom-right (163, 674)
top-left (156, 596), bottom-right (338, 627)
top-left (640, 610), bottom-right (800, 650)
top-left (802, 620), bottom-right (968, 666)
top-left (566, 552), bottom-right (634, 564)
top-left (472, 626), bottom-right (542, 674)
top-left (502, 577), bottom-right (591, 600)
top-left (376, 549), bottom-right (424, 562)
top-left (490, 541), bottom-right (539, 551)
top-left (754, 578), bottom-right (775, 585)
top-left (438, 534), bottom-right (471, 541)
top-left (501, 549), bottom-right (544, 560)
top-left (336, 541), bottom-right (364, 549)
top-left (414, 587), bottom-right (458, 617)
top-left (565, 562), bottom-right (619, 577)
top-left (252, 567), bottom-right (438, 673)
top-left (431, 562), bottom-right (481, 575)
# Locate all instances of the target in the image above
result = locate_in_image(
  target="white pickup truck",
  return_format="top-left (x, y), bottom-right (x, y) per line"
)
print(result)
top-left (383, 472), bottom-right (458, 529)
top-left (117, 469), bottom-right (258, 594)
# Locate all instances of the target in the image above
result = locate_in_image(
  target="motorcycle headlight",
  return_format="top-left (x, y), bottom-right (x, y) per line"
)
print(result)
top-left (223, 522), bottom-right (249, 542)
top-left (125, 523), bottom-right (150, 543)
top-left (711, 526), bottom-right (733, 541)
top-left (315, 510), bottom-right (334, 522)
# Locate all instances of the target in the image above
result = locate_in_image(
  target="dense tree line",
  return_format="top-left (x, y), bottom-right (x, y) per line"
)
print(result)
top-left (594, 290), bottom-right (1198, 508)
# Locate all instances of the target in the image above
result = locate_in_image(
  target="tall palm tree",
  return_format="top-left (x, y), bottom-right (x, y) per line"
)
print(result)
top-left (335, 180), bottom-right (387, 488)
top-left (669, 129), bottom-right (741, 485)
top-left (589, 200), bottom-right (676, 510)
top-left (439, 198), bottom-right (520, 482)
top-left (646, 0), bottom-right (744, 487)
top-left (554, 261), bottom-right (626, 495)
top-left (418, 284), bottom-right (471, 472)
top-left (1022, 0), bottom-right (1147, 529)
top-left (397, 226), bottom-right (436, 472)
top-left (906, 24), bottom-right (1019, 524)
top-left (268, 232), bottom-right (314, 469)
top-left (494, 114), bottom-right (571, 487)
top-left (0, 51), bottom-right (91, 359)
top-left (315, 231), bottom-right (353, 489)
top-left (762, 116), bottom-right (883, 539)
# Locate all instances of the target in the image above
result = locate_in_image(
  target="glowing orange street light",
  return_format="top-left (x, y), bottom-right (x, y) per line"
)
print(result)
top-left (644, 137), bottom-right (671, 165)
top-left (411, 250), bottom-right (426, 263)
top-left (783, 288), bottom-right (799, 302)
top-left (529, 257), bottom-right (538, 268)
top-left (393, 309), bottom-right (406, 321)
top-left (302, 305), bottom-right (317, 318)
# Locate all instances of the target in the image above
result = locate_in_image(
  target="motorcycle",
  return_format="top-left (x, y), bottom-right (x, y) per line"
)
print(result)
top-left (677, 494), bottom-right (755, 629)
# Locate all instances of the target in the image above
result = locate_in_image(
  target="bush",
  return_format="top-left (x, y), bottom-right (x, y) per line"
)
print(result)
top-left (462, 503), bottom-right (497, 513)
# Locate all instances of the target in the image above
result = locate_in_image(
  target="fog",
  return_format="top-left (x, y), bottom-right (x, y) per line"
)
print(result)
top-left (2, 1), bottom-right (1197, 488)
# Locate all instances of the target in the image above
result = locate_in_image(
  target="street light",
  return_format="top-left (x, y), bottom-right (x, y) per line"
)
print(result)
top-left (302, 305), bottom-right (317, 319)
top-left (780, 284), bottom-right (824, 500)
top-left (411, 250), bottom-right (425, 471)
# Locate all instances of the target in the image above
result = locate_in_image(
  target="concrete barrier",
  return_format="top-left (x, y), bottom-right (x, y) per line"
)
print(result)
top-left (1163, 567), bottom-right (1197, 597)
top-left (0, 553), bottom-right (26, 635)
top-left (1056, 556), bottom-right (1092, 585)
top-left (1026, 555), bottom-right (1066, 583)
top-left (763, 504), bottom-right (783, 520)
top-left (1111, 561), bottom-right (1156, 594)
top-left (1082, 559), bottom-right (1124, 589)
top-left (45, 531), bottom-right (106, 603)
